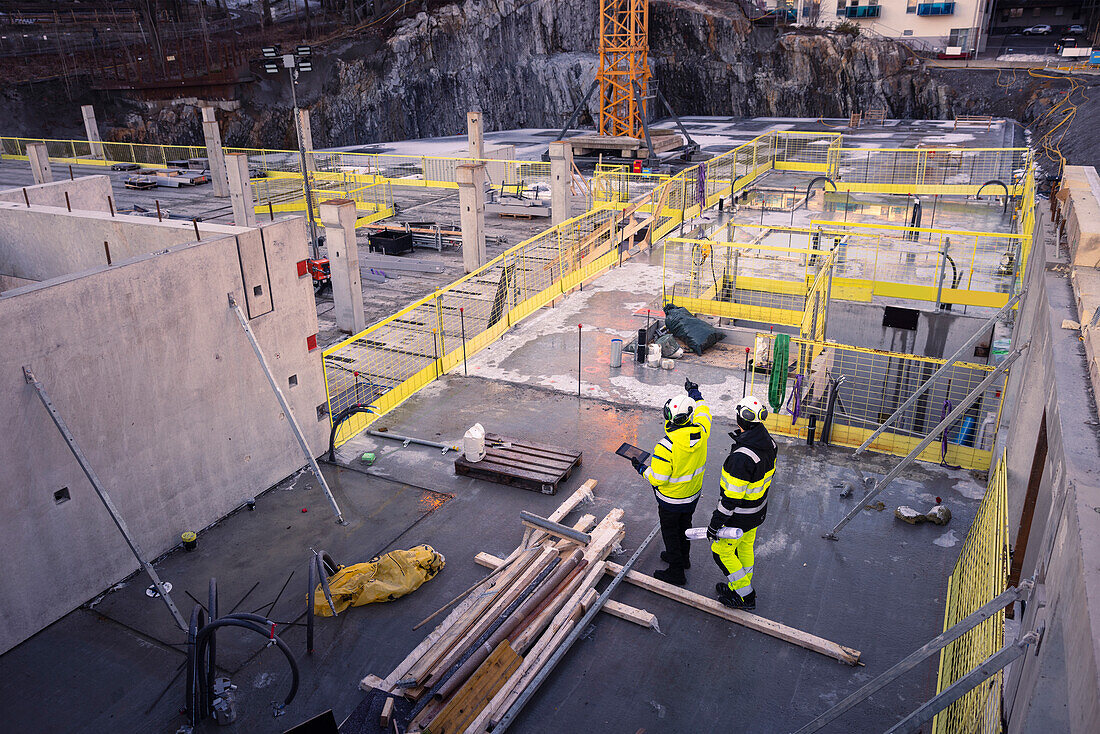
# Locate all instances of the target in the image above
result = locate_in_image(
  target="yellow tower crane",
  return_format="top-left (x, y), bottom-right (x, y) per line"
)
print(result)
top-left (555, 0), bottom-right (698, 163)
top-left (598, 0), bottom-right (651, 138)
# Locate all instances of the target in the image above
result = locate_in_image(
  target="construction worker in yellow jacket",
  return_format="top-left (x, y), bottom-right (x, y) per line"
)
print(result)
top-left (632, 378), bottom-right (711, 586)
top-left (706, 395), bottom-right (777, 610)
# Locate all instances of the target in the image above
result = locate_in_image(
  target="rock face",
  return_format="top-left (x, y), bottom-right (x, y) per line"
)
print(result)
top-left (651, 1), bottom-right (952, 119)
top-left (93, 0), bottom-right (964, 148)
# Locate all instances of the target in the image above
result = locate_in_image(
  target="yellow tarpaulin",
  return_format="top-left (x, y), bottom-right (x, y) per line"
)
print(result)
top-left (313, 544), bottom-right (445, 616)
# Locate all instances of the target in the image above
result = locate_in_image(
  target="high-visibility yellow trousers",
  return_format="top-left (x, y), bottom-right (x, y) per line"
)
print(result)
top-left (711, 527), bottom-right (757, 597)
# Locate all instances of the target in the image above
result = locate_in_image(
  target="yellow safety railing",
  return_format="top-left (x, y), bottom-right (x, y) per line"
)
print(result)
top-left (661, 232), bottom-right (827, 328)
top-left (745, 335), bottom-right (1004, 471)
top-left (322, 206), bottom-right (624, 445)
top-left (251, 174), bottom-right (394, 226)
top-left (933, 450), bottom-right (1009, 733)
top-left (773, 131), bottom-right (844, 173)
top-left (321, 131), bottom-right (805, 446)
top-left (1, 136), bottom-right (547, 191)
top-left (832, 147), bottom-right (1030, 195)
top-left (591, 171), bottom-right (670, 205)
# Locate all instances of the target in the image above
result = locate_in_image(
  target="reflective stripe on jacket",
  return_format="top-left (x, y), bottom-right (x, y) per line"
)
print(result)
top-left (645, 403), bottom-right (712, 505)
top-left (713, 423), bottom-right (777, 531)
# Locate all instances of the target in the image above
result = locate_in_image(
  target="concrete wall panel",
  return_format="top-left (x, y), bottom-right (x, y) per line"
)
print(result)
top-left (0, 176), bottom-right (113, 212)
top-left (0, 217), bottom-right (325, 654)
top-left (0, 201), bottom-right (244, 283)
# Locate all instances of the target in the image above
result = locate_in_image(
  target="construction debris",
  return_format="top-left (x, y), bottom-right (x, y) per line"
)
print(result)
top-left (358, 480), bottom-right (655, 732)
top-left (894, 505), bottom-right (953, 526)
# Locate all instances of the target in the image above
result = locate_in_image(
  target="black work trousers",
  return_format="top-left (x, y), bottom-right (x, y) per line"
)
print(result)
top-left (657, 500), bottom-right (697, 570)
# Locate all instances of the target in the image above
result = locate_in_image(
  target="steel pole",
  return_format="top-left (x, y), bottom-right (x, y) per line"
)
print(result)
top-left (22, 366), bottom-right (188, 630)
top-left (825, 346), bottom-right (1025, 539)
top-left (792, 582), bottom-right (1032, 734)
top-left (494, 522), bottom-right (662, 733)
top-left (854, 292), bottom-right (1021, 456)
top-left (885, 631), bottom-right (1041, 734)
top-left (229, 296), bottom-right (345, 523)
top-left (290, 67), bottom-right (320, 259)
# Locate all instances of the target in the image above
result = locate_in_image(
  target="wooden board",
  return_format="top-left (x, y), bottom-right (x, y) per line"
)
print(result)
top-left (424, 640), bottom-right (522, 734)
top-left (476, 551), bottom-right (859, 664)
top-left (454, 433), bottom-right (581, 495)
top-left (602, 562), bottom-right (862, 665)
top-left (474, 552), bottom-right (656, 631)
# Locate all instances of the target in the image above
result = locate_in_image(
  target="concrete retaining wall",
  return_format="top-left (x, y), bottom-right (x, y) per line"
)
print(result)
top-left (996, 202), bottom-right (1100, 733)
top-left (0, 217), bottom-right (327, 655)
top-left (825, 300), bottom-right (995, 361)
top-left (0, 175), bottom-right (113, 212)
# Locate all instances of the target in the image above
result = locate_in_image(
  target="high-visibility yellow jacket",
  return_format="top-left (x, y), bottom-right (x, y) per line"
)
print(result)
top-left (644, 403), bottom-right (712, 506)
top-left (711, 422), bottom-right (777, 531)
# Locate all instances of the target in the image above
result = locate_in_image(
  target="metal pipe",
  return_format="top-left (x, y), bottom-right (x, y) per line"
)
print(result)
top-left (22, 366), bottom-right (188, 631)
top-left (885, 630), bottom-right (1041, 734)
top-left (825, 346), bottom-right (1025, 539)
top-left (494, 522), bottom-right (662, 733)
top-left (228, 296), bottom-right (345, 523)
top-left (853, 292), bottom-right (1021, 456)
top-left (434, 551), bottom-right (582, 701)
top-left (792, 582), bottom-right (1033, 733)
top-left (935, 236), bottom-right (950, 310)
top-left (518, 511), bottom-right (593, 544)
top-left (365, 430), bottom-right (456, 453)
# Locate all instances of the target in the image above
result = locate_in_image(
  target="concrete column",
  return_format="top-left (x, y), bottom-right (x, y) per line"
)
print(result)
top-left (81, 105), bottom-right (103, 158)
top-left (225, 153), bottom-right (257, 227)
top-left (319, 198), bottom-right (366, 335)
top-left (26, 143), bottom-right (52, 184)
top-left (200, 106), bottom-right (229, 198)
top-left (467, 111), bottom-right (484, 160)
top-left (297, 108), bottom-right (317, 172)
top-left (549, 140), bottom-right (573, 226)
top-left (456, 163), bottom-right (487, 273)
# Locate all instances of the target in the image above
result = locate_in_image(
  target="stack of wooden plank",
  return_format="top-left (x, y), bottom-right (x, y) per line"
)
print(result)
top-left (360, 477), bottom-right (863, 733)
top-left (360, 479), bottom-right (658, 733)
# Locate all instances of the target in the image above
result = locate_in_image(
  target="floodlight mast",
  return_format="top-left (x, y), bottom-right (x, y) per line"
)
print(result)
top-left (264, 45), bottom-right (321, 259)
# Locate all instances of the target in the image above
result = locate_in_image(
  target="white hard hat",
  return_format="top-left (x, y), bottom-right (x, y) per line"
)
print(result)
top-left (735, 395), bottom-right (769, 424)
top-left (664, 394), bottom-right (696, 426)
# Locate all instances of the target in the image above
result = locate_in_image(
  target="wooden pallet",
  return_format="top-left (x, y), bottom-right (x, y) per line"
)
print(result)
top-left (454, 433), bottom-right (581, 495)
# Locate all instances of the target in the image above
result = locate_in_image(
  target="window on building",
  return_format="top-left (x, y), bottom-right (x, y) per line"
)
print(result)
top-left (903, 29), bottom-right (914, 35)
top-left (1033, 7), bottom-right (1041, 16)
top-left (907, 0), bottom-right (917, 12)
top-left (1055, 6), bottom-right (1064, 16)
top-left (948, 28), bottom-right (970, 47)
top-left (1008, 7), bottom-right (1023, 17)
top-left (837, 0), bottom-right (845, 15)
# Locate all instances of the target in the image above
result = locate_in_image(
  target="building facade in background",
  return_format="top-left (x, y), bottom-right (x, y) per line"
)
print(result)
top-left (761, 0), bottom-right (995, 53)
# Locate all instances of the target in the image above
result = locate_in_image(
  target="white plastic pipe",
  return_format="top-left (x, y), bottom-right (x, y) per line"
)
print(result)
top-left (686, 527), bottom-right (744, 540)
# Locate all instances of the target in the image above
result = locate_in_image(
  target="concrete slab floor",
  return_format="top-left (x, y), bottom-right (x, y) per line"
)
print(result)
top-left (0, 372), bottom-right (987, 733)
top-left (334, 374), bottom-right (988, 734)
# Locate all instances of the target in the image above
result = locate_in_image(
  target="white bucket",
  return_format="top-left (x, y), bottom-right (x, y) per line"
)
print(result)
top-left (646, 343), bottom-right (661, 366)
top-left (463, 423), bottom-right (486, 462)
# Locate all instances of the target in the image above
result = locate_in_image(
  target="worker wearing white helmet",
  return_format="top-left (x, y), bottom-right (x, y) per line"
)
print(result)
top-left (632, 378), bottom-right (712, 586)
top-left (706, 394), bottom-right (777, 610)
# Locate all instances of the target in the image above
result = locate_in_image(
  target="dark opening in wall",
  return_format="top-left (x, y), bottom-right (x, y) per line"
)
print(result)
top-left (54, 487), bottom-right (70, 504)
top-left (883, 306), bottom-right (920, 331)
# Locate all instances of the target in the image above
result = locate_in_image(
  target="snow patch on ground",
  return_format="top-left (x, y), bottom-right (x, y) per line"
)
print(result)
top-left (952, 478), bottom-right (987, 500)
top-left (754, 528), bottom-right (801, 559)
top-left (934, 530), bottom-right (960, 548)
top-left (997, 53), bottom-right (1059, 62)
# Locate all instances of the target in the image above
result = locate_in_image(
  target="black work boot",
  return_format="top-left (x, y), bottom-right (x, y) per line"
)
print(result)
top-left (661, 551), bottom-right (691, 569)
top-left (654, 566), bottom-right (687, 586)
top-left (715, 583), bottom-right (756, 610)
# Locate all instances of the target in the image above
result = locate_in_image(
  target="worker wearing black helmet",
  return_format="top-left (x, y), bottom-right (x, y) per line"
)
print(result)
top-left (707, 395), bottom-right (777, 610)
